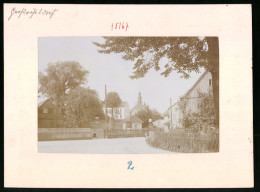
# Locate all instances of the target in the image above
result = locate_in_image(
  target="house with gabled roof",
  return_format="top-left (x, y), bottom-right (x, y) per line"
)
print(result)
top-left (38, 98), bottom-right (64, 128)
top-left (168, 70), bottom-right (213, 129)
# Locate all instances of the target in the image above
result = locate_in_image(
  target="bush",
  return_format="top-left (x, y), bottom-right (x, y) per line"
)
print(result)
top-left (147, 129), bottom-right (219, 153)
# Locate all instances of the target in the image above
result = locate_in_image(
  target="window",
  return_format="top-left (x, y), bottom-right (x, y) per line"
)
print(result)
top-left (43, 108), bottom-right (48, 113)
top-left (209, 79), bottom-right (212, 86)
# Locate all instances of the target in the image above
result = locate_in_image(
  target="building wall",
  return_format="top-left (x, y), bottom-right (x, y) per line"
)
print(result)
top-left (38, 100), bottom-right (64, 128)
top-left (123, 122), bottom-right (142, 130)
top-left (168, 71), bottom-right (213, 129)
top-left (132, 122), bottom-right (142, 130)
top-left (184, 71), bottom-right (212, 113)
top-left (103, 106), bottom-right (130, 120)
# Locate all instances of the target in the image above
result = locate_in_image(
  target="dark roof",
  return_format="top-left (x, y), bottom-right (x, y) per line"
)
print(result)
top-left (124, 115), bottom-right (143, 123)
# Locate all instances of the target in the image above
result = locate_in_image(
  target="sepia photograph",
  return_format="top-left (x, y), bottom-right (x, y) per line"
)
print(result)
top-left (38, 36), bottom-right (219, 154)
top-left (5, 4), bottom-right (253, 188)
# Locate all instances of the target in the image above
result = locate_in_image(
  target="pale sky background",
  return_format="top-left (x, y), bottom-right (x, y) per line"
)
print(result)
top-left (38, 37), bottom-right (204, 114)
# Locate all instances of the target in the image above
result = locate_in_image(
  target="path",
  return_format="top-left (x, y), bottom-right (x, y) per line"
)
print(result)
top-left (38, 137), bottom-right (175, 154)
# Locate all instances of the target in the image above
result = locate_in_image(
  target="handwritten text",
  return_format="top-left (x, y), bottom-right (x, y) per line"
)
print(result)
top-left (8, 7), bottom-right (58, 21)
top-left (111, 22), bottom-right (129, 31)
top-left (127, 161), bottom-right (134, 170)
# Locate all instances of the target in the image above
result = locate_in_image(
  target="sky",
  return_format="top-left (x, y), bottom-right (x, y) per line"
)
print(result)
top-left (38, 37), bottom-right (204, 114)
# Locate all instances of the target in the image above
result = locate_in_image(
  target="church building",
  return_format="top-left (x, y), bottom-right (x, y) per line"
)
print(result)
top-left (131, 92), bottom-right (148, 115)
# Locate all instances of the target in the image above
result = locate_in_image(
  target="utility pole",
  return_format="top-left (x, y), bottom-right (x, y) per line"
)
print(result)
top-left (170, 98), bottom-right (172, 130)
top-left (105, 84), bottom-right (107, 138)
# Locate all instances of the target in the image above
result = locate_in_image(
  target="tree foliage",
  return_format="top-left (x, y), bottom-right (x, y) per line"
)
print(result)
top-left (64, 87), bottom-right (104, 128)
top-left (178, 91), bottom-right (216, 133)
top-left (136, 106), bottom-right (163, 128)
top-left (93, 37), bottom-right (219, 128)
top-left (94, 37), bottom-right (217, 78)
top-left (106, 92), bottom-right (122, 119)
top-left (39, 61), bottom-right (89, 112)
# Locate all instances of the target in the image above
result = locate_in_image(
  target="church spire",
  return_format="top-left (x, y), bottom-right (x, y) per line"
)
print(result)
top-left (137, 91), bottom-right (142, 105)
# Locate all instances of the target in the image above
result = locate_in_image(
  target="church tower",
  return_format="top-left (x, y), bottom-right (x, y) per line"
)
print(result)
top-left (137, 91), bottom-right (142, 105)
top-left (131, 91), bottom-right (145, 115)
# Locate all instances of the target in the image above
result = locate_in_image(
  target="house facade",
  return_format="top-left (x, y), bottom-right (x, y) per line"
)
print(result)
top-left (123, 115), bottom-right (143, 130)
top-left (182, 71), bottom-right (213, 113)
top-left (168, 71), bottom-right (213, 129)
top-left (103, 101), bottom-right (130, 120)
top-left (38, 99), bottom-right (64, 128)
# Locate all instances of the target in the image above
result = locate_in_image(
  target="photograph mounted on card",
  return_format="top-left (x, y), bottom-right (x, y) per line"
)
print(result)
top-left (37, 36), bottom-right (219, 154)
top-left (4, 4), bottom-right (253, 188)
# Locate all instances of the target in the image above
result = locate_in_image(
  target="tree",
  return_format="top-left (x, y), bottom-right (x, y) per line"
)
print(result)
top-left (39, 61), bottom-right (89, 113)
top-left (64, 87), bottom-right (104, 128)
top-left (136, 106), bottom-right (163, 128)
top-left (93, 37), bottom-right (219, 128)
top-left (106, 92), bottom-right (122, 119)
top-left (178, 91), bottom-right (216, 133)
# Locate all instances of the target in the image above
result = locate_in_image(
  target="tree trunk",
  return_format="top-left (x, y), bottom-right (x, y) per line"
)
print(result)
top-left (207, 37), bottom-right (219, 129)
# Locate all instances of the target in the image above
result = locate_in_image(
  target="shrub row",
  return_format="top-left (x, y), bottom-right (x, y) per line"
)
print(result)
top-left (148, 130), bottom-right (219, 153)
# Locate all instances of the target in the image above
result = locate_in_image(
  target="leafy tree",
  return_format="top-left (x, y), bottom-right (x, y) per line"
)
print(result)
top-left (136, 106), bottom-right (163, 128)
top-left (106, 92), bottom-right (122, 119)
top-left (64, 87), bottom-right (104, 128)
top-left (151, 108), bottom-right (163, 121)
top-left (39, 61), bottom-right (89, 112)
top-left (178, 91), bottom-right (216, 134)
top-left (93, 37), bottom-right (219, 128)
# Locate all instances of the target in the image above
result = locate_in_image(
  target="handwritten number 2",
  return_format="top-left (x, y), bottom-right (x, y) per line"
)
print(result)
top-left (127, 161), bottom-right (134, 170)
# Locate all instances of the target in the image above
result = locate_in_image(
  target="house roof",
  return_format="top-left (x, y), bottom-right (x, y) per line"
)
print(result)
top-left (182, 70), bottom-right (208, 98)
top-left (38, 98), bottom-right (49, 107)
top-left (167, 70), bottom-right (209, 110)
top-left (168, 100), bottom-right (179, 110)
top-left (124, 115), bottom-right (143, 123)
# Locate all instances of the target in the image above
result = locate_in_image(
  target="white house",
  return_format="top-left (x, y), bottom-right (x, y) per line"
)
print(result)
top-left (182, 70), bottom-right (213, 113)
top-left (103, 101), bottom-right (130, 120)
top-left (168, 70), bottom-right (213, 129)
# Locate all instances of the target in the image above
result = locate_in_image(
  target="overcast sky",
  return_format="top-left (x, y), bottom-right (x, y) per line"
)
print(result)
top-left (38, 37), bottom-right (204, 113)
